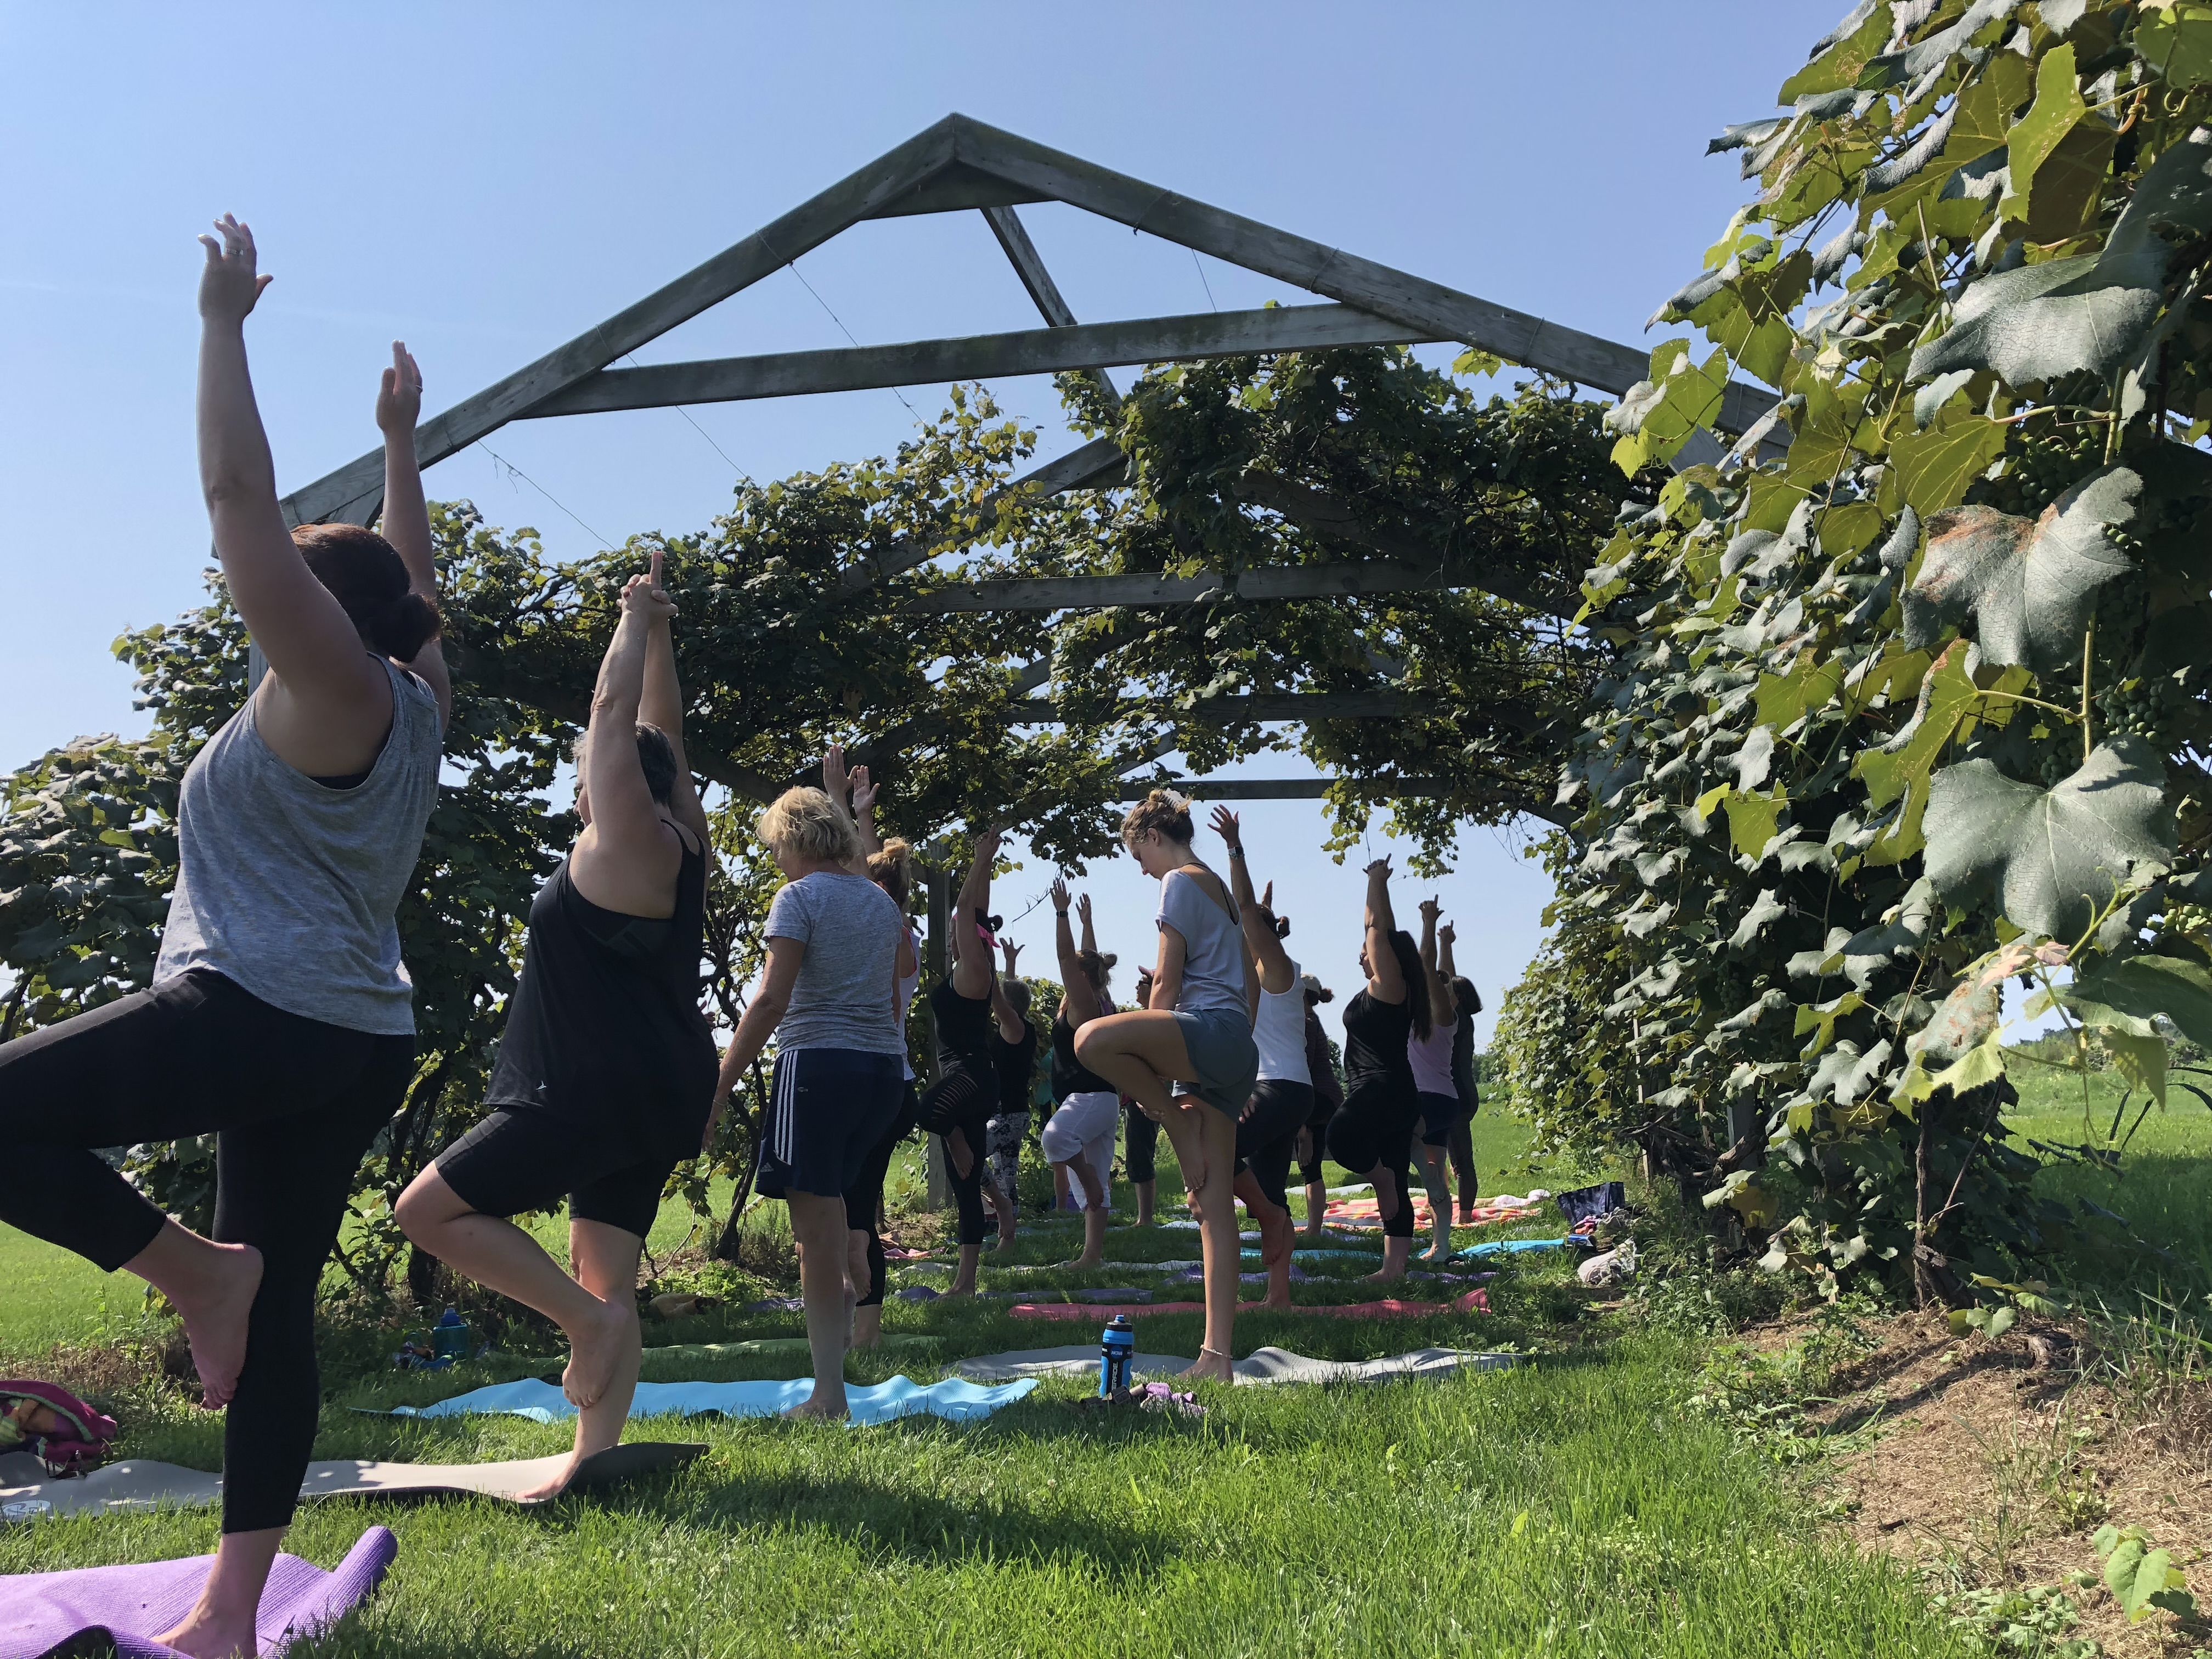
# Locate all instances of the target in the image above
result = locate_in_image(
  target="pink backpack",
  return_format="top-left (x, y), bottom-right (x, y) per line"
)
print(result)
top-left (1, 1380), bottom-right (120, 1477)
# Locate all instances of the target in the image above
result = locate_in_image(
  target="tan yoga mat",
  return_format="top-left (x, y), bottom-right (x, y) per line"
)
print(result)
top-left (0, 1441), bottom-right (707, 1520)
top-left (951, 1346), bottom-right (1523, 1385)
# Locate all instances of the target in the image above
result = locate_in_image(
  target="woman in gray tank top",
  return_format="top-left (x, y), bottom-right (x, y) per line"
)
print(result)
top-left (1073, 789), bottom-right (1257, 1384)
top-left (0, 218), bottom-right (447, 1659)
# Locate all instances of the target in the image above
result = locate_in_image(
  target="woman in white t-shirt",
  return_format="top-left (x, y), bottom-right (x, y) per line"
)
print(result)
top-left (1075, 791), bottom-right (1257, 1382)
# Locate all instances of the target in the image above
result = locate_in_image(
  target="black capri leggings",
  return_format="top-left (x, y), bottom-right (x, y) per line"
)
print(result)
top-left (845, 1081), bottom-right (920, 1307)
top-left (1327, 1081), bottom-right (1423, 1241)
top-left (0, 968), bottom-right (411, 1533)
top-left (1121, 1098), bottom-right (1158, 1185)
top-left (917, 1059), bottom-right (994, 1246)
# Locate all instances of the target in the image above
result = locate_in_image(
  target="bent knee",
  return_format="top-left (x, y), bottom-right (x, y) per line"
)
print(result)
top-left (394, 1169), bottom-right (466, 1240)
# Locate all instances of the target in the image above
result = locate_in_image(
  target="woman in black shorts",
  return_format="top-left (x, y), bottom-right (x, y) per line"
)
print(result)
top-left (915, 831), bottom-right (1007, 1295)
top-left (0, 222), bottom-right (448, 1657)
top-left (1440, 923), bottom-right (1484, 1223)
top-left (400, 550), bottom-right (714, 1482)
top-left (1297, 980), bottom-right (1342, 1242)
top-left (1122, 968), bottom-right (1160, 1226)
top-left (1323, 857), bottom-right (1431, 1284)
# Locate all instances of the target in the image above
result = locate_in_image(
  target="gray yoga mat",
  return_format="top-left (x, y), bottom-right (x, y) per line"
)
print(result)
top-left (950, 1346), bottom-right (1523, 1385)
top-left (0, 1441), bottom-right (706, 1520)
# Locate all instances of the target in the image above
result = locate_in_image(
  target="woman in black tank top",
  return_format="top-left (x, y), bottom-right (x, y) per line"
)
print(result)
top-left (913, 830), bottom-right (1017, 1293)
top-left (398, 553), bottom-right (714, 1501)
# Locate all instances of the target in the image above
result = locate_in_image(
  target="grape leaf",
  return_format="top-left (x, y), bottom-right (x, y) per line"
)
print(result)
top-left (1904, 467), bottom-right (2139, 672)
top-left (1925, 737), bottom-right (2176, 942)
top-left (2065, 952), bottom-right (2212, 1049)
top-left (1889, 413), bottom-right (2009, 516)
top-left (1997, 43), bottom-right (2086, 225)
top-left (2139, 1), bottom-right (2212, 89)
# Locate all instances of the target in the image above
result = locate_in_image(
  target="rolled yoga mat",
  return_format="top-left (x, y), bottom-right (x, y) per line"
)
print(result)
top-left (954, 1345), bottom-right (1525, 1385)
top-left (0, 1525), bottom-right (396, 1659)
top-left (381, 1374), bottom-right (1037, 1428)
top-left (0, 1442), bottom-right (707, 1521)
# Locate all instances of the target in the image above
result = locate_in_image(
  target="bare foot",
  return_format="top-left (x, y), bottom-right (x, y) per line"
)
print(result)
top-left (512, 1451), bottom-right (584, 1503)
top-left (1176, 1349), bottom-right (1235, 1384)
top-left (1364, 1265), bottom-right (1406, 1285)
top-left (1057, 1254), bottom-right (1104, 1271)
top-left (153, 1604), bottom-right (259, 1659)
top-left (561, 1296), bottom-right (633, 1409)
top-left (176, 1242), bottom-right (263, 1409)
top-left (945, 1281), bottom-right (976, 1299)
top-left (851, 1307), bottom-right (883, 1349)
top-left (782, 1393), bottom-right (848, 1420)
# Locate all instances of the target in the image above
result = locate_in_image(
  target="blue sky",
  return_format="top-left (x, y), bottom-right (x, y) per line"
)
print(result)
top-left (0, 1), bottom-right (1843, 1045)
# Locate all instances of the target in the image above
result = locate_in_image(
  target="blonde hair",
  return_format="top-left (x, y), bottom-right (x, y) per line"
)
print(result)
top-left (1120, 788), bottom-right (1193, 849)
top-left (867, 837), bottom-right (913, 907)
top-left (756, 786), bottom-right (859, 865)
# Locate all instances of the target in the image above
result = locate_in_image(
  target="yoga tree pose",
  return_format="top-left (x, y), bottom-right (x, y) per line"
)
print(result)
top-left (1322, 857), bottom-right (1431, 1285)
top-left (1074, 791), bottom-right (1257, 1383)
top-left (1042, 878), bottom-right (1120, 1269)
top-left (824, 749), bottom-right (924, 1353)
top-left (984, 937), bottom-right (1036, 1232)
top-left (1408, 899), bottom-right (1462, 1263)
top-left (704, 785), bottom-right (907, 1417)
top-left (1122, 966), bottom-right (1161, 1227)
top-left (1440, 924), bottom-right (1484, 1223)
top-left (915, 832), bottom-right (1013, 1296)
top-left (1208, 808), bottom-right (1309, 1312)
top-left (1296, 981), bottom-right (1342, 1243)
top-left (399, 547), bottom-right (714, 1489)
top-left (0, 219), bottom-right (448, 1658)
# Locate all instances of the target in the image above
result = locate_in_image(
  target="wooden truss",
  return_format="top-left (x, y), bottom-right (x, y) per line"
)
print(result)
top-left (281, 114), bottom-right (1779, 804)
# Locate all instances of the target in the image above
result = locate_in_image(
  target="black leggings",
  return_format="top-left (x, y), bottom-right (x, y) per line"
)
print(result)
top-left (918, 1061), bottom-right (994, 1246)
top-left (1327, 1081), bottom-right (1421, 1241)
top-left (0, 969), bottom-right (410, 1533)
top-left (1121, 1099), bottom-right (1158, 1185)
top-left (844, 1081), bottom-right (919, 1307)
top-left (1448, 1116), bottom-right (1477, 1209)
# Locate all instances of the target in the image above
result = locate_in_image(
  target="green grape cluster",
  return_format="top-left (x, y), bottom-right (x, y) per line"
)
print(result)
top-left (2100, 673), bottom-right (2180, 744)
top-left (1990, 426), bottom-right (2104, 517)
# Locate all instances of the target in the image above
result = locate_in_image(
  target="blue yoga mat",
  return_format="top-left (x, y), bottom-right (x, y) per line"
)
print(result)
top-left (381, 1374), bottom-right (1037, 1428)
top-left (1450, 1237), bottom-right (1587, 1260)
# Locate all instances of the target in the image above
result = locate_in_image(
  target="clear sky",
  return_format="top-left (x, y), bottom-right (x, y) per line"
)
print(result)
top-left (0, 1), bottom-right (1843, 1047)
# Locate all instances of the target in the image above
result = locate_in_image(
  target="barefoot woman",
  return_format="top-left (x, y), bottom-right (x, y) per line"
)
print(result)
top-left (0, 220), bottom-right (448, 1657)
top-left (915, 832), bottom-right (1011, 1296)
top-left (399, 550), bottom-right (715, 1485)
top-left (1041, 878), bottom-right (1119, 1268)
top-left (1323, 857), bottom-right (1432, 1284)
top-left (1075, 791), bottom-right (1257, 1383)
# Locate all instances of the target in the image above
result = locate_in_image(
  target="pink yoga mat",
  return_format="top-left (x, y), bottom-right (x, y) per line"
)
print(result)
top-left (1322, 1200), bottom-right (1536, 1227)
top-left (0, 1525), bottom-right (395, 1659)
top-left (1009, 1289), bottom-right (1489, 1321)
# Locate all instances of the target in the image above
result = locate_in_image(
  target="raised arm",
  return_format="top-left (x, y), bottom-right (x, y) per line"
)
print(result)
top-left (849, 766), bottom-right (885, 858)
top-left (374, 342), bottom-right (450, 730)
top-left (1211, 808), bottom-right (1294, 994)
top-left (1419, 899), bottom-right (1456, 1024)
top-left (638, 549), bottom-right (707, 848)
top-left (1440, 922), bottom-right (1480, 1015)
top-left (1363, 859), bottom-right (1406, 1004)
top-left (949, 831), bottom-right (999, 997)
top-left (990, 938), bottom-right (1027, 1041)
top-left (818, 746), bottom-right (872, 874)
top-left (1053, 877), bottom-right (1102, 1026)
top-left (196, 217), bottom-right (388, 721)
top-left (572, 568), bottom-right (683, 905)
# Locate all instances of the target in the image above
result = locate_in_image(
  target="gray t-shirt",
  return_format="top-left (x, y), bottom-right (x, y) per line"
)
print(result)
top-left (154, 659), bottom-right (442, 1035)
top-left (1156, 867), bottom-right (1246, 1017)
top-left (764, 870), bottom-right (905, 1053)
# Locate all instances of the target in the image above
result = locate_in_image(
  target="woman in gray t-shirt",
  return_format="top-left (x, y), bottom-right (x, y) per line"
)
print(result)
top-left (712, 784), bottom-right (910, 1419)
top-left (1073, 789), bottom-right (1257, 1384)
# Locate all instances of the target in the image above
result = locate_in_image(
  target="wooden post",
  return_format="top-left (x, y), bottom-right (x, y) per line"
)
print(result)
top-left (924, 860), bottom-right (952, 1210)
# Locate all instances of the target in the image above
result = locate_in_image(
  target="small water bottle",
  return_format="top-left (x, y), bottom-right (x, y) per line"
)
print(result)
top-left (1099, 1314), bottom-right (1135, 1396)
top-left (432, 1307), bottom-right (471, 1364)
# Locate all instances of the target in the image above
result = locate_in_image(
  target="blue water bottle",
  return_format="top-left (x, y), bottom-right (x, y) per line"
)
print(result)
top-left (1099, 1314), bottom-right (1135, 1396)
top-left (431, 1307), bottom-right (470, 1366)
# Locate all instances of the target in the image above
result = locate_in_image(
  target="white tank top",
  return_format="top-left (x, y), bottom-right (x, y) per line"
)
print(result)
top-left (1253, 957), bottom-right (1310, 1085)
top-left (1409, 1015), bottom-right (1457, 1096)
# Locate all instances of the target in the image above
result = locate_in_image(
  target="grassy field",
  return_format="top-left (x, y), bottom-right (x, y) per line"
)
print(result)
top-left (7, 1092), bottom-right (2196, 1656)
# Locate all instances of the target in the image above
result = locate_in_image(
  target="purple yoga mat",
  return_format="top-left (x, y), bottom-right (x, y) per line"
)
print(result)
top-left (0, 1525), bottom-right (395, 1659)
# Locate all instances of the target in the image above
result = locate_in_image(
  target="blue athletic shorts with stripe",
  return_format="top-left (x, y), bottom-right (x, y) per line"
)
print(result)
top-left (758, 1046), bottom-right (906, 1200)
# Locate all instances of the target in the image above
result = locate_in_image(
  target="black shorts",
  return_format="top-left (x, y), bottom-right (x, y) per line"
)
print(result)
top-left (760, 1046), bottom-right (905, 1200)
top-left (1417, 1091), bottom-right (1459, 1148)
top-left (438, 1105), bottom-right (678, 1240)
top-left (1235, 1079), bottom-right (1313, 1213)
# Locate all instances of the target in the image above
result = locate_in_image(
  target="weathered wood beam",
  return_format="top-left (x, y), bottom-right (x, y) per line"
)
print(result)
top-left (945, 115), bottom-right (1781, 443)
top-left (864, 162), bottom-right (1050, 219)
top-left (521, 305), bottom-right (1433, 419)
top-left (279, 119), bottom-right (968, 527)
top-left (981, 204), bottom-right (1121, 409)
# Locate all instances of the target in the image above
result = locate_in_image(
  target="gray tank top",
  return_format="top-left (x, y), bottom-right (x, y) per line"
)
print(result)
top-left (154, 658), bottom-right (442, 1035)
top-left (1155, 866), bottom-right (1245, 1017)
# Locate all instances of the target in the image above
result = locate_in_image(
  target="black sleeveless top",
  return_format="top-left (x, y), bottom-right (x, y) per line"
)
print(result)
top-left (1051, 1009), bottom-right (1114, 1100)
top-left (990, 1020), bottom-right (1039, 1116)
top-left (487, 833), bottom-right (718, 1157)
top-left (932, 977), bottom-right (994, 1073)
top-left (1341, 988), bottom-right (1415, 1098)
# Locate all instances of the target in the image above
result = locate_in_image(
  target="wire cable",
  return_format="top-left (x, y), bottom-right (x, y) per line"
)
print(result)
top-left (476, 441), bottom-right (614, 550)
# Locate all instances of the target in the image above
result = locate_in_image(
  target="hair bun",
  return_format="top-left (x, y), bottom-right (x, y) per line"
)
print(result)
top-left (368, 590), bottom-right (442, 662)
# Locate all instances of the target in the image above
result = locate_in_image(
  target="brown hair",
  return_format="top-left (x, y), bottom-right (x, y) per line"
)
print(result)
top-left (1120, 788), bottom-right (1193, 849)
top-left (1076, 947), bottom-right (1116, 990)
top-left (867, 838), bottom-right (913, 907)
top-left (291, 523), bottom-right (441, 661)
